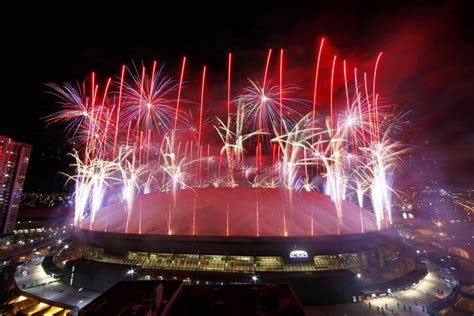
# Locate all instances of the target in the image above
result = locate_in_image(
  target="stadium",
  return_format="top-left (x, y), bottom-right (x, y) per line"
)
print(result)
top-left (38, 43), bottom-right (424, 306)
top-left (53, 188), bottom-right (427, 305)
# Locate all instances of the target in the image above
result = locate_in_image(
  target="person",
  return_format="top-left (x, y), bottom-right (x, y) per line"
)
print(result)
top-left (409, 306), bottom-right (412, 312)
top-left (369, 302), bottom-right (371, 309)
top-left (403, 305), bottom-right (406, 311)
top-left (397, 302), bottom-right (399, 308)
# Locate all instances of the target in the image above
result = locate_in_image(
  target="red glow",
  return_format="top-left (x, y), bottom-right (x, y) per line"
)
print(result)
top-left (330, 55), bottom-right (337, 128)
top-left (198, 66), bottom-right (207, 147)
top-left (173, 56), bottom-right (187, 139)
top-left (114, 65), bottom-right (126, 154)
top-left (343, 60), bottom-right (349, 108)
top-left (83, 188), bottom-right (379, 237)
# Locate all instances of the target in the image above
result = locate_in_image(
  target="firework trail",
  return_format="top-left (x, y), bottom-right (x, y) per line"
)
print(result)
top-left (271, 113), bottom-right (319, 190)
top-left (235, 79), bottom-right (305, 140)
top-left (121, 64), bottom-right (181, 136)
top-left (48, 40), bottom-right (406, 234)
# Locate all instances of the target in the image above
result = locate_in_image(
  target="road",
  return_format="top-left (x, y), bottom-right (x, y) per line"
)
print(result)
top-left (0, 238), bottom-right (58, 261)
top-left (14, 254), bottom-right (100, 310)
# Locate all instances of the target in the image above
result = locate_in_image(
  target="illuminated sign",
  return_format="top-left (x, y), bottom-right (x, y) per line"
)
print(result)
top-left (289, 250), bottom-right (308, 259)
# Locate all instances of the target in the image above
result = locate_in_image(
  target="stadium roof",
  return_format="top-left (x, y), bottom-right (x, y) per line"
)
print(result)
top-left (81, 188), bottom-right (380, 237)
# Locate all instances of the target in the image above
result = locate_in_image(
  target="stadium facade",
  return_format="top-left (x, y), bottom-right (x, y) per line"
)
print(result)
top-left (54, 188), bottom-right (427, 305)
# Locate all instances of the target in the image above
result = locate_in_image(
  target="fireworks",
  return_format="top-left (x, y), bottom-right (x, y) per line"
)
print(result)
top-left (121, 63), bottom-right (181, 135)
top-left (49, 38), bottom-right (407, 234)
top-left (271, 113), bottom-right (318, 190)
top-left (234, 79), bottom-right (304, 137)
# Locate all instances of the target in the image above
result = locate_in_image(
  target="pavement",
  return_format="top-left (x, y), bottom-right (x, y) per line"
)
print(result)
top-left (14, 255), bottom-right (458, 315)
top-left (14, 254), bottom-right (100, 310)
top-left (305, 260), bottom-right (458, 315)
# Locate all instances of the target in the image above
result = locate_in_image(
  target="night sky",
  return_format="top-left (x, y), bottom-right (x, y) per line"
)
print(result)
top-left (1, 1), bottom-right (473, 193)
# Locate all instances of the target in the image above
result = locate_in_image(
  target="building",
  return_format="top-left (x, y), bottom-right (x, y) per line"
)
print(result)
top-left (80, 280), bottom-right (305, 315)
top-left (66, 228), bottom-right (426, 305)
top-left (53, 188), bottom-right (426, 305)
top-left (0, 136), bottom-right (31, 235)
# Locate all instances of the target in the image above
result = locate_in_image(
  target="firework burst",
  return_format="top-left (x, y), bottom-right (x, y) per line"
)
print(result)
top-left (48, 41), bottom-right (407, 235)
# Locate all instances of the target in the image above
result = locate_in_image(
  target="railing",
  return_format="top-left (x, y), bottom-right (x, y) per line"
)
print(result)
top-left (427, 284), bottom-right (460, 316)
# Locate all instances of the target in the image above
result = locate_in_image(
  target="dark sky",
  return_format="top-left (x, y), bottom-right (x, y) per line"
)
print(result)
top-left (1, 1), bottom-right (473, 192)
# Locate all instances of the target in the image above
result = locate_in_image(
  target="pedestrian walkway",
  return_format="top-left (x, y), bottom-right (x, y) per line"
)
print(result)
top-left (14, 255), bottom-right (100, 309)
top-left (305, 260), bottom-right (457, 315)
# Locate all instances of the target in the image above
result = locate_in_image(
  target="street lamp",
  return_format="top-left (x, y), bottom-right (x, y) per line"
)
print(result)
top-left (127, 268), bottom-right (135, 280)
top-left (251, 274), bottom-right (258, 286)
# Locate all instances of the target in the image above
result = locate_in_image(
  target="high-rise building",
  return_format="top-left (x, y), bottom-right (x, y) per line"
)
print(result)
top-left (0, 136), bottom-right (31, 235)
